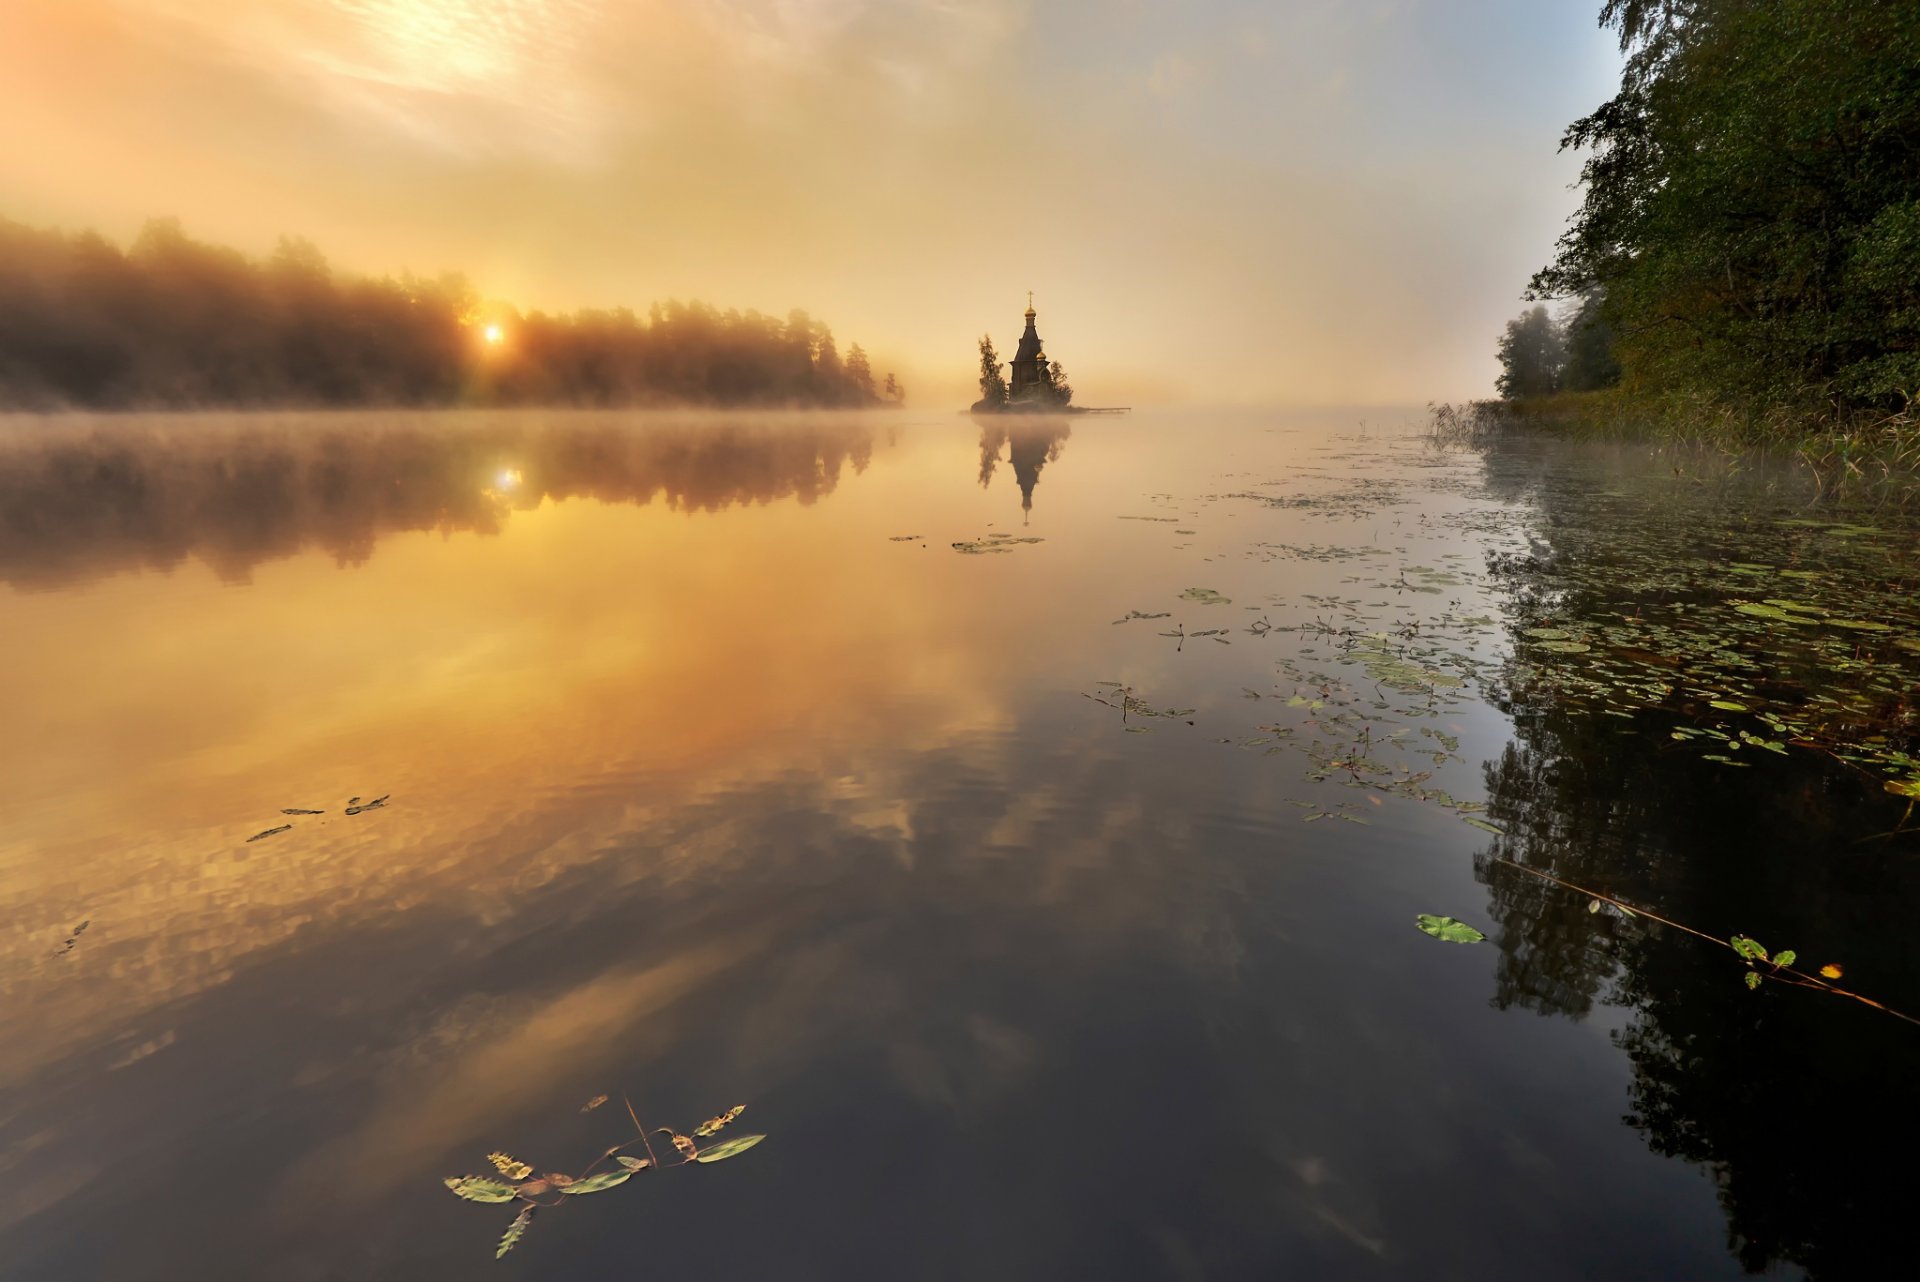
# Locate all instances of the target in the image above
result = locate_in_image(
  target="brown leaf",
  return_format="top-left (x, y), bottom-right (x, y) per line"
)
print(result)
top-left (694, 1105), bottom-right (746, 1138)
top-left (515, 1179), bottom-right (551, 1198)
top-left (546, 1172), bottom-right (575, 1188)
top-left (657, 1130), bottom-right (698, 1158)
top-left (582, 1093), bottom-right (609, 1113)
top-left (615, 1155), bottom-right (651, 1171)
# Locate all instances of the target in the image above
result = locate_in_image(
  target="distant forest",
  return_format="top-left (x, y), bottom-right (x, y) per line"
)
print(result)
top-left (0, 216), bottom-right (902, 410)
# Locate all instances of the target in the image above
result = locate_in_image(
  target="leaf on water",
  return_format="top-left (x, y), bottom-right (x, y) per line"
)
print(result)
top-left (1829, 619), bottom-right (1893, 631)
top-left (694, 1134), bottom-right (767, 1164)
top-left (658, 1130), bottom-right (698, 1159)
top-left (1820, 963), bottom-right (1844, 979)
top-left (344, 794), bottom-right (390, 816)
top-left (497, 1205), bottom-right (534, 1260)
top-left (1179, 587), bottom-right (1232, 605)
top-left (1535, 640), bottom-right (1592, 653)
top-left (546, 1173), bottom-right (575, 1188)
top-left (582, 1093), bottom-right (608, 1113)
top-left (515, 1179), bottom-right (551, 1198)
top-left (1773, 949), bottom-right (1798, 969)
top-left (887, 535), bottom-right (921, 541)
top-left (280, 807), bottom-right (325, 815)
top-left (615, 1156), bottom-right (652, 1171)
top-left (246, 824), bottom-right (293, 843)
top-left (1523, 627), bottom-right (1571, 640)
top-left (694, 1105), bottom-right (745, 1138)
top-left (1730, 935), bottom-right (1769, 963)
top-left (1462, 817), bottom-right (1505, 835)
top-left (1415, 914), bottom-right (1487, 944)
top-left (443, 1176), bottom-right (517, 1204)
top-left (1744, 970), bottom-right (1763, 990)
top-left (1884, 778), bottom-right (1920, 799)
top-left (1709, 700), bottom-right (1748, 712)
top-left (558, 1170), bottom-right (631, 1195)
top-left (487, 1152), bottom-right (534, 1180)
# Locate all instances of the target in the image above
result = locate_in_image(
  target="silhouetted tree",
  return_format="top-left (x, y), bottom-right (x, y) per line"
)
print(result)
top-left (1495, 305), bottom-right (1565, 399)
top-left (976, 335), bottom-right (1009, 408)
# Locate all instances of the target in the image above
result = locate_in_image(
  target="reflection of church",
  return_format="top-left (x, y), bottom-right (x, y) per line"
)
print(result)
top-left (977, 421), bottom-right (1071, 521)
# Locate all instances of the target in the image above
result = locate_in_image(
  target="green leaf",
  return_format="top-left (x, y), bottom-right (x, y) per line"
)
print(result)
top-left (497, 1206), bottom-right (534, 1259)
top-left (444, 1176), bottom-right (517, 1204)
top-left (1744, 971), bottom-right (1763, 990)
top-left (558, 1169), bottom-right (632, 1195)
top-left (1462, 817), bottom-right (1505, 835)
top-left (694, 1134), bottom-right (767, 1163)
top-left (1414, 914), bottom-right (1487, 944)
top-left (1730, 935), bottom-right (1769, 963)
top-left (1885, 778), bottom-right (1920, 799)
top-left (1773, 949), bottom-right (1797, 969)
top-left (615, 1155), bottom-right (652, 1171)
top-left (1709, 700), bottom-right (1747, 712)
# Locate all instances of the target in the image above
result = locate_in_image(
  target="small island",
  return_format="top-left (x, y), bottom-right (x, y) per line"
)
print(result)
top-left (970, 296), bottom-right (1127, 415)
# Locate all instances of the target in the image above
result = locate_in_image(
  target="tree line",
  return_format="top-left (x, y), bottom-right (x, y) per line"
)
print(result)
top-left (1499, 0), bottom-right (1920, 429)
top-left (0, 216), bottom-right (904, 410)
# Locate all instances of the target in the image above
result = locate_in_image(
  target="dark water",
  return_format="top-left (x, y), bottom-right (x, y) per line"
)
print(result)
top-left (2, 409), bottom-right (1916, 1280)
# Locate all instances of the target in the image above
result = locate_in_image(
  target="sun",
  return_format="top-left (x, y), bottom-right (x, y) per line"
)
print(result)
top-left (483, 324), bottom-right (504, 345)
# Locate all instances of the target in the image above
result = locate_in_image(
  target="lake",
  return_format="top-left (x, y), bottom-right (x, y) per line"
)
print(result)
top-left (2, 408), bottom-right (1916, 1280)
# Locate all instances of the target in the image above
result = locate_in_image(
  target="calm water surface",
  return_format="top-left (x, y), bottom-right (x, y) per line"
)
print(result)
top-left (3, 409), bottom-right (1916, 1280)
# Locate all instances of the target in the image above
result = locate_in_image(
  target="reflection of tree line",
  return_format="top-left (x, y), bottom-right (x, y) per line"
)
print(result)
top-left (1473, 443), bottom-right (1920, 1277)
top-left (0, 416), bottom-right (873, 589)
top-left (977, 422), bottom-right (1071, 517)
top-left (0, 217), bottom-right (900, 409)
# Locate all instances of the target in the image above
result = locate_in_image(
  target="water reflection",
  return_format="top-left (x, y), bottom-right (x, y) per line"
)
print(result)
top-left (0, 412), bottom-right (874, 589)
top-left (1471, 435), bottom-right (1920, 1277)
top-left (977, 421), bottom-right (1071, 518)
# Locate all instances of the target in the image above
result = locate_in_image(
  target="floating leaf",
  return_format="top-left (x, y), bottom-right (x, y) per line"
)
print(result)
top-left (546, 1173), bottom-right (575, 1188)
top-left (658, 1130), bottom-right (698, 1159)
top-left (1730, 935), bottom-right (1769, 963)
top-left (1820, 963), bottom-right (1844, 980)
top-left (1535, 640), bottom-right (1592, 653)
top-left (1414, 914), bottom-right (1487, 944)
top-left (1829, 618), bottom-right (1893, 632)
top-left (558, 1169), bottom-right (631, 1195)
top-left (487, 1152), bottom-right (534, 1180)
top-left (497, 1206), bottom-right (533, 1259)
top-left (1744, 970), bottom-right (1763, 990)
top-left (581, 1094), bottom-right (608, 1113)
top-left (615, 1155), bottom-right (652, 1171)
top-left (1462, 817), bottom-right (1505, 835)
top-left (246, 824), bottom-right (293, 843)
top-left (694, 1105), bottom-right (746, 1138)
top-left (1773, 949), bottom-right (1798, 969)
top-left (280, 807), bottom-right (325, 815)
top-left (695, 1134), bottom-right (767, 1163)
top-left (443, 1176), bottom-right (517, 1204)
top-left (1885, 779), bottom-right (1920, 799)
top-left (1709, 700), bottom-right (1748, 712)
top-left (1179, 587), bottom-right (1232, 605)
top-left (1523, 627), bottom-right (1571, 640)
top-left (515, 1179), bottom-right (551, 1198)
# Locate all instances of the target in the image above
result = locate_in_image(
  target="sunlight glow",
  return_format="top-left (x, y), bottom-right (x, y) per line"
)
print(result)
top-left (483, 324), bottom-right (504, 345)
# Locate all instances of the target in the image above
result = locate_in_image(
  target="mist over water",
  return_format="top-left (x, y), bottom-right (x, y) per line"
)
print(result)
top-left (3, 409), bottom-right (1915, 1279)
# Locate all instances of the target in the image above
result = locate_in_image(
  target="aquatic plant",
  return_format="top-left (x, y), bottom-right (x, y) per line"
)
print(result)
top-left (442, 1095), bottom-right (765, 1259)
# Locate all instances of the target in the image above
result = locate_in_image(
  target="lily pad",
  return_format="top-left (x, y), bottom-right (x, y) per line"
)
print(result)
top-left (1415, 914), bottom-right (1487, 944)
top-left (1535, 640), bottom-right (1592, 653)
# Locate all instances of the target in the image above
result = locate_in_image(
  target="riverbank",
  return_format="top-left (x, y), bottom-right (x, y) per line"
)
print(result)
top-left (1433, 391), bottom-right (1920, 500)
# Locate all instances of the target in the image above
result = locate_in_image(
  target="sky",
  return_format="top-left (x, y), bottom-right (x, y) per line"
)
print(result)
top-left (0, 1), bottom-right (1623, 407)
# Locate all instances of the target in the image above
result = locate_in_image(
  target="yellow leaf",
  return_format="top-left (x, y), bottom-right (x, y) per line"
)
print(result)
top-left (582, 1094), bottom-right (608, 1113)
top-left (1819, 963), bottom-right (1844, 979)
top-left (488, 1152), bottom-right (534, 1180)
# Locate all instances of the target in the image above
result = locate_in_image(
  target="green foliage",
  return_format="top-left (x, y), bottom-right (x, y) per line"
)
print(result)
top-left (558, 1170), bottom-right (632, 1195)
top-left (694, 1134), bottom-right (767, 1163)
top-left (1532, 0), bottom-right (1920, 428)
top-left (497, 1206), bottom-right (533, 1259)
top-left (1415, 914), bottom-right (1488, 943)
top-left (1495, 305), bottom-right (1566, 399)
top-left (444, 1176), bottom-right (518, 1204)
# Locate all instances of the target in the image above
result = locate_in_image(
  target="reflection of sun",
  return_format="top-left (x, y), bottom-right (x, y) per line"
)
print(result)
top-left (497, 468), bottom-right (522, 490)
top-left (483, 324), bottom-right (504, 345)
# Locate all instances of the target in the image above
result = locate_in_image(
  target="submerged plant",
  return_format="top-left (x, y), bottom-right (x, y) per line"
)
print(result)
top-left (443, 1095), bottom-right (765, 1259)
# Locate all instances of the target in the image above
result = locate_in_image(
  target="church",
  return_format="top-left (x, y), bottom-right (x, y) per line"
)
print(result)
top-left (1009, 294), bottom-right (1052, 401)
